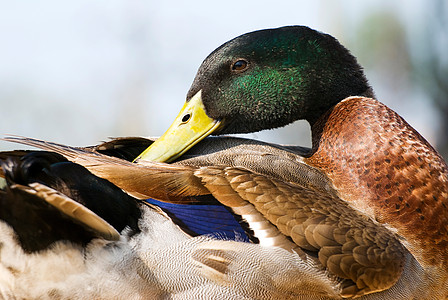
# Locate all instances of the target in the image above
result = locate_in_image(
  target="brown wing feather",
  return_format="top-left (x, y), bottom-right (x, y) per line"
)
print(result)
top-left (2, 137), bottom-right (209, 200)
top-left (195, 166), bottom-right (407, 298)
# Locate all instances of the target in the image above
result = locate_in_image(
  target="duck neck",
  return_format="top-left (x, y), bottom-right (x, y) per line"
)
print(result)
top-left (307, 86), bottom-right (376, 140)
top-left (309, 109), bottom-right (333, 154)
top-left (306, 96), bottom-right (448, 270)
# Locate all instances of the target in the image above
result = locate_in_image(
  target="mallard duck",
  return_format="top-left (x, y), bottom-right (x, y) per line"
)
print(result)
top-left (1, 25), bottom-right (447, 299)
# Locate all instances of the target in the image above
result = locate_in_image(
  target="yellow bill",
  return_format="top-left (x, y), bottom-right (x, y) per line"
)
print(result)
top-left (134, 90), bottom-right (222, 163)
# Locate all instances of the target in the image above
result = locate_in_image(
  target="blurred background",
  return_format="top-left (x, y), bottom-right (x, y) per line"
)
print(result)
top-left (0, 0), bottom-right (447, 160)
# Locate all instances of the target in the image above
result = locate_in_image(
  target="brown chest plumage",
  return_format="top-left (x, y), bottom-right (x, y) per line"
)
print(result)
top-left (306, 97), bottom-right (448, 268)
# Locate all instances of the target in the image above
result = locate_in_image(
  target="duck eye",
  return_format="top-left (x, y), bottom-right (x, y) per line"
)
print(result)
top-left (231, 59), bottom-right (248, 72)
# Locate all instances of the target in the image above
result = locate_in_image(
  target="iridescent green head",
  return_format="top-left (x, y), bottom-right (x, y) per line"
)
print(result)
top-left (136, 26), bottom-right (373, 162)
top-left (188, 25), bottom-right (373, 133)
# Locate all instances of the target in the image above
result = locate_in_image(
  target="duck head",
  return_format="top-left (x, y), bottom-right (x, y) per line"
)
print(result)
top-left (136, 26), bottom-right (374, 163)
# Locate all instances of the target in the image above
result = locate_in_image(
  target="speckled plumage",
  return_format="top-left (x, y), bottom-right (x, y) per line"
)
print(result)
top-left (307, 97), bottom-right (448, 270)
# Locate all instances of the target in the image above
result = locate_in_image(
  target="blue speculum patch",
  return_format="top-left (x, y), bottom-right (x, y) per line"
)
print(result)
top-left (144, 198), bottom-right (251, 242)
